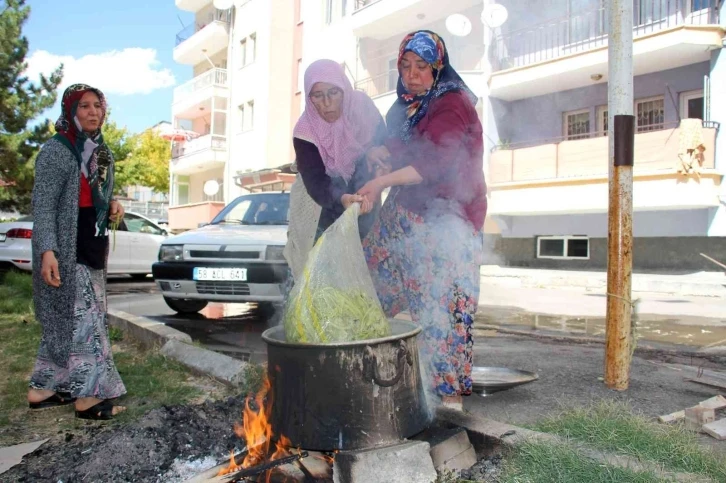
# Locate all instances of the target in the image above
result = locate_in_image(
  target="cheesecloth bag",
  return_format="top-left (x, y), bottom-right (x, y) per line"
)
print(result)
top-left (283, 203), bottom-right (391, 343)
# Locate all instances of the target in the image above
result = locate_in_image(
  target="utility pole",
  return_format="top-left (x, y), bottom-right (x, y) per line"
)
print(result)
top-left (604, 0), bottom-right (635, 391)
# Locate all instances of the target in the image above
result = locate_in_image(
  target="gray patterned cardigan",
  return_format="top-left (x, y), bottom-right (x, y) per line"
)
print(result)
top-left (31, 138), bottom-right (83, 365)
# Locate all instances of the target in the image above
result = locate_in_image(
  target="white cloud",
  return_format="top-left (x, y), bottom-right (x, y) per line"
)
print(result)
top-left (25, 48), bottom-right (176, 96)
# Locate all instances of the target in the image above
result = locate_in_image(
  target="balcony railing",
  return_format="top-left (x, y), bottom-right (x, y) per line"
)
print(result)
top-left (355, 49), bottom-right (482, 98)
top-left (489, 120), bottom-right (720, 185)
top-left (491, 0), bottom-right (720, 72)
top-left (173, 68), bottom-right (228, 104)
top-left (172, 134), bottom-right (227, 160)
top-left (175, 8), bottom-right (231, 46)
top-left (354, 0), bottom-right (384, 12)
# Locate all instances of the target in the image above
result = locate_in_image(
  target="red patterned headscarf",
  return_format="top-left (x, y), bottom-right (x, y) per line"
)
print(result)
top-left (52, 84), bottom-right (115, 235)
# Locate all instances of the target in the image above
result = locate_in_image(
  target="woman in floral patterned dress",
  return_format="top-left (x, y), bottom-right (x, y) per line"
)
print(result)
top-left (358, 31), bottom-right (487, 410)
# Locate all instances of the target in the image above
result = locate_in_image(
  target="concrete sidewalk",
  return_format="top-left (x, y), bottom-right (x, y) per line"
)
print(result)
top-left (478, 284), bottom-right (726, 319)
top-left (481, 265), bottom-right (726, 298)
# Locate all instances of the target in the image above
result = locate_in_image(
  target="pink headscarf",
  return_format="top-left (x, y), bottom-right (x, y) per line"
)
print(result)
top-left (293, 59), bottom-right (382, 181)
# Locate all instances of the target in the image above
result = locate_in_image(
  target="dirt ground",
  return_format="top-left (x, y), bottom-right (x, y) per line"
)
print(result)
top-left (3, 332), bottom-right (726, 482)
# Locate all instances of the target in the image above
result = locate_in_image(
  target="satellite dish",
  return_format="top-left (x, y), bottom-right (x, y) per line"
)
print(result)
top-left (204, 180), bottom-right (220, 197)
top-left (481, 4), bottom-right (509, 28)
top-left (445, 14), bottom-right (472, 37)
top-left (213, 0), bottom-right (233, 10)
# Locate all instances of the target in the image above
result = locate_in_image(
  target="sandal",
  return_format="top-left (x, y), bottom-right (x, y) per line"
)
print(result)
top-left (28, 392), bottom-right (76, 410)
top-left (75, 400), bottom-right (120, 421)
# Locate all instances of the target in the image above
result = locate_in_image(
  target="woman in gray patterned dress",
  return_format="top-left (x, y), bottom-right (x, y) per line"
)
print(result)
top-left (27, 84), bottom-right (127, 420)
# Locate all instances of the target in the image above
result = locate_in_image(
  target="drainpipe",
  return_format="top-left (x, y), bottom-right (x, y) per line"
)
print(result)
top-left (604, 0), bottom-right (635, 392)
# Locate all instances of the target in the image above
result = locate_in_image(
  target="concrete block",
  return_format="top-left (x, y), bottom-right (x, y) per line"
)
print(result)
top-left (333, 441), bottom-right (436, 483)
top-left (160, 339), bottom-right (246, 386)
top-left (702, 419), bottom-right (726, 440)
top-left (684, 406), bottom-right (715, 432)
top-left (107, 309), bottom-right (192, 348)
top-left (427, 428), bottom-right (477, 472)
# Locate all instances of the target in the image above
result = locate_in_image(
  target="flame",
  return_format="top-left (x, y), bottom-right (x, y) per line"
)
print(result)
top-left (218, 375), bottom-right (297, 480)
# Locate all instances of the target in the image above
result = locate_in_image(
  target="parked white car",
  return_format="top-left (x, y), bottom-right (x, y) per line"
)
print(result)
top-left (152, 191), bottom-right (289, 314)
top-left (0, 212), bottom-right (168, 277)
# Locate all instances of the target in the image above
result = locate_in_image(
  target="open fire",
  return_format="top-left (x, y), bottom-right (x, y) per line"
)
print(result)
top-left (217, 375), bottom-right (333, 482)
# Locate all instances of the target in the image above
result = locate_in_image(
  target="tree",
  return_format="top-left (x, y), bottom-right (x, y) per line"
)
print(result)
top-left (102, 119), bottom-right (137, 195)
top-left (127, 130), bottom-right (171, 194)
top-left (0, 0), bottom-right (63, 213)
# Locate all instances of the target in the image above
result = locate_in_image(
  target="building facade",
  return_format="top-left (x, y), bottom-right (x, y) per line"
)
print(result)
top-left (484, 0), bottom-right (726, 271)
top-left (169, 0), bottom-right (297, 231)
top-left (169, 0), bottom-right (726, 272)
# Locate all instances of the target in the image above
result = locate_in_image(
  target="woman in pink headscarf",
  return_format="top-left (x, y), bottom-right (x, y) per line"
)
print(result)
top-left (292, 59), bottom-right (386, 241)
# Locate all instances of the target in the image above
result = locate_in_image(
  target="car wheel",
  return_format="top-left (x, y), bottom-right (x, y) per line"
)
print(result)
top-left (130, 273), bottom-right (150, 281)
top-left (163, 297), bottom-right (208, 314)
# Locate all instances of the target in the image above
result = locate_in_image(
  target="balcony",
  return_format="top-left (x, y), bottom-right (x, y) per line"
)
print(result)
top-left (489, 0), bottom-right (724, 101)
top-left (168, 201), bottom-right (225, 232)
top-left (352, 0), bottom-right (481, 40)
top-left (173, 9), bottom-right (231, 65)
top-left (171, 134), bottom-right (227, 175)
top-left (487, 122), bottom-right (722, 216)
top-left (175, 0), bottom-right (212, 12)
top-left (172, 68), bottom-right (228, 118)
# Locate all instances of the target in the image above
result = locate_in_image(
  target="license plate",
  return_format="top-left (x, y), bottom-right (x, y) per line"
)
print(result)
top-left (0, 234), bottom-right (5, 242)
top-left (193, 267), bottom-right (247, 281)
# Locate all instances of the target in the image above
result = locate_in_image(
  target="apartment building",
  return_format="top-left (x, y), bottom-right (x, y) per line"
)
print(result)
top-left (169, 0), bottom-right (297, 231)
top-left (484, 0), bottom-right (726, 271)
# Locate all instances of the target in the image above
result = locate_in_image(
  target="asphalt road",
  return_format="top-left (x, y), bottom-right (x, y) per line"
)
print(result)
top-left (107, 276), bottom-right (726, 364)
top-left (107, 276), bottom-right (275, 363)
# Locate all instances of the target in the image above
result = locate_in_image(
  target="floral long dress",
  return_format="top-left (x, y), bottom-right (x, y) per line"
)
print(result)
top-left (363, 189), bottom-right (482, 397)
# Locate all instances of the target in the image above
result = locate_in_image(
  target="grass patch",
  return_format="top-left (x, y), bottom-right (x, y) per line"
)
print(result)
top-left (241, 362), bottom-right (265, 396)
top-left (498, 441), bottom-right (662, 483)
top-left (533, 401), bottom-right (726, 481)
top-left (0, 270), bottom-right (33, 315)
top-left (0, 311), bottom-right (230, 445)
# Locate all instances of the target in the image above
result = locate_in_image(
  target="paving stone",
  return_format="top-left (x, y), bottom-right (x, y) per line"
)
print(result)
top-left (333, 441), bottom-right (436, 483)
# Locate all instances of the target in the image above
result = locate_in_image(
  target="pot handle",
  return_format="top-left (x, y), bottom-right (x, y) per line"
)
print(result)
top-left (364, 341), bottom-right (413, 388)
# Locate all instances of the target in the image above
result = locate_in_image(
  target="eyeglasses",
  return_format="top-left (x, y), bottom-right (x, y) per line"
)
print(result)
top-left (309, 87), bottom-right (343, 103)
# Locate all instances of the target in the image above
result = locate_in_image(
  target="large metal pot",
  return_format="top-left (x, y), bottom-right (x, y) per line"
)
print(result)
top-left (261, 320), bottom-right (431, 451)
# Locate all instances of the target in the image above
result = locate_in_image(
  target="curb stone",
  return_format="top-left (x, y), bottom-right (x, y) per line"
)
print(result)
top-left (437, 408), bottom-right (715, 483)
top-left (107, 309), bottom-right (248, 387)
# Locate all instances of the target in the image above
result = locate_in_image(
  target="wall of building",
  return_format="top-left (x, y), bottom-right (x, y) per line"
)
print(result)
top-left (493, 62), bottom-right (710, 145)
top-left (491, 234), bottom-right (726, 272)
top-left (265, 0), bottom-right (296, 168)
top-left (495, 208), bottom-right (713, 238)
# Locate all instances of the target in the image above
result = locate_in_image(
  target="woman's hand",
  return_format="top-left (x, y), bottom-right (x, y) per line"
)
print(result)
top-left (341, 194), bottom-right (374, 215)
top-left (41, 251), bottom-right (61, 288)
top-left (357, 178), bottom-right (385, 208)
top-left (366, 146), bottom-right (391, 176)
top-left (109, 200), bottom-right (124, 224)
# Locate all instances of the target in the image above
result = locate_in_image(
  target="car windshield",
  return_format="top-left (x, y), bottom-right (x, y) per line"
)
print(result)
top-left (211, 193), bottom-right (290, 226)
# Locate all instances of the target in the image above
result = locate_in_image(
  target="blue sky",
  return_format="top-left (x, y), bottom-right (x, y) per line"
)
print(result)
top-left (24, 0), bottom-right (194, 133)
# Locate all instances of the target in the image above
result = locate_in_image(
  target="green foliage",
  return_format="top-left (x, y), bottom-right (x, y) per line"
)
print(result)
top-left (0, 0), bottom-right (63, 213)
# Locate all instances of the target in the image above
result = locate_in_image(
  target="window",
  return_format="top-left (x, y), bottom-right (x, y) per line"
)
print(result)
top-left (680, 89), bottom-right (704, 120)
top-left (173, 175), bottom-right (190, 206)
top-left (325, 0), bottom-right (333, 24)
top-left (239, 39), bottom-right (247, 66)
top-left (297, 0), bottom-right (305, 23)
top-left (297, 59), bottom-right (304, 93)
top-left (636, 96), bottom-right (664, 132)
top-left (249, 33), bottom-right (257, 63)
top-left (563, 109), bottom-right (590, 140)
top-left (238, 104), bottom-right (245, 131)
top-left (537, 236), bottom-right (590, 260)
top-left (124, 213), bottom-right (165, 236)
top-left (387, 57), bottom-right (398, 92)
top-left (242, 100), bottom-right (255, 131)
top-left (597, 105), bottom-right (608, 136)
